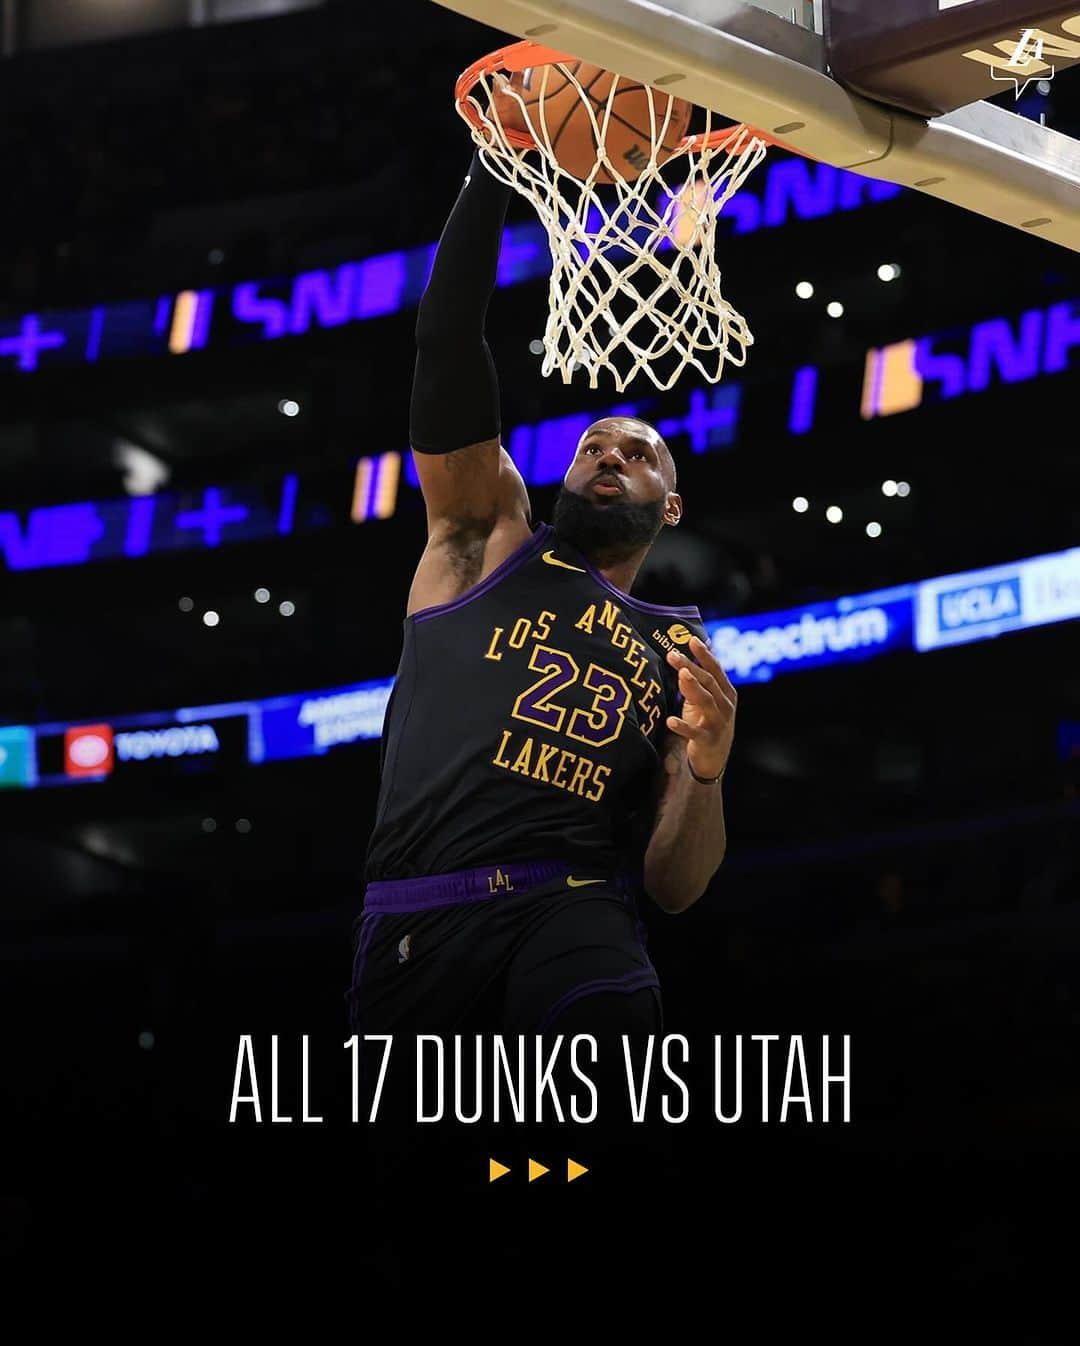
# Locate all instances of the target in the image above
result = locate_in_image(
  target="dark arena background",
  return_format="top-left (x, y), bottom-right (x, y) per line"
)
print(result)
top-left (2, 0), bottom-right (1078, 1326)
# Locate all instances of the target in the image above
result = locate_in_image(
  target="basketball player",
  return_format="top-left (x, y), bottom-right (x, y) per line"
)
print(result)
top-left (346, 136), bottom-right (735, 1060)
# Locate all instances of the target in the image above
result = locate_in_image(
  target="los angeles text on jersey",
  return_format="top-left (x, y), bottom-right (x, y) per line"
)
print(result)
top-left (484, 598), bottom-right (666, 803)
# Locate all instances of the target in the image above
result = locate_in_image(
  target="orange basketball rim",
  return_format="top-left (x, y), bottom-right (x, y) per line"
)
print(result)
top-left (455, 39), bottom-right (785, 157)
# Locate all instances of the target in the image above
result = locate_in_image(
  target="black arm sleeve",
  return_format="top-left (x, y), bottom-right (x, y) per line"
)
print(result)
top-left (408, 149), bottom-right (513, 456)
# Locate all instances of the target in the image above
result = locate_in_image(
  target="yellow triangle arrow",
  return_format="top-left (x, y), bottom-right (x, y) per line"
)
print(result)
top-left (489, 1159), bottom-right (510, 1183)
top-left (567, 1159), bottom-right (588, 1183)
top-left (528, 1158), bottom-right (549, 1182)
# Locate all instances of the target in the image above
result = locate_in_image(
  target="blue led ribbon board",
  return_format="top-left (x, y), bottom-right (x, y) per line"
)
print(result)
top-left (0, 165), bottom-right (900, 377)
top-left (6, 547), bottom-right (1078, 789)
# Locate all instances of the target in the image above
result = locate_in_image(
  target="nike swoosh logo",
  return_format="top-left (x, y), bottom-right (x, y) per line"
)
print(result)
top-left (542, 550), bottom-right (586, 572)
top-left (566, 876), bottom-right (604, 887)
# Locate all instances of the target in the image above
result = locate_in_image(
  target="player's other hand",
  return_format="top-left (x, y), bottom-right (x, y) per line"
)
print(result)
top-left (665, 635), bottom-right (736, 781)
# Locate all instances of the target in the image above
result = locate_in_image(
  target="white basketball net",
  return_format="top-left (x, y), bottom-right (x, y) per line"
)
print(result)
top-left (457, 58), bottom-right (770, 393)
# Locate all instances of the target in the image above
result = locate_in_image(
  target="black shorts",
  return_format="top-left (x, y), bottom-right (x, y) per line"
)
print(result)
top-left (345, 874), bottom-right (662, 1040)
top-left (343, 869), bottom-right (674, 1289)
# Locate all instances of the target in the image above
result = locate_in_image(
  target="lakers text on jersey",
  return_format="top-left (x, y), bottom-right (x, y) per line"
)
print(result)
top-left (363, 521), bottom-right (709, 886)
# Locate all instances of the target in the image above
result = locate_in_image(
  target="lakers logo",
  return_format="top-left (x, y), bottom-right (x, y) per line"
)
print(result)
top-left (667, 623), bottom-right (693, 645)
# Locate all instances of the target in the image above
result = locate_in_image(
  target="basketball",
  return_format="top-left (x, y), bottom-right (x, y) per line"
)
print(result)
top-left (493, 61), bottom-right (692, 184)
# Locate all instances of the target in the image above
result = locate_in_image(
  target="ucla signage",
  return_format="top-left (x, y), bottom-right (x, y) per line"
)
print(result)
top-left (915, 550), bottom-right (1080, 651)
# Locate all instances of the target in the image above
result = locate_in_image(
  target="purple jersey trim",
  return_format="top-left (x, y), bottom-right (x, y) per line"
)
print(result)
top-left (344, 911), bottom-right (383, 1032)
top-left (581, 559), bottom-right (702, 620)
top-left (409, 522), bottom-right (550, 624)
top-left (536, 968), bottom-right (660, 1034)
top-left (408, 519), bottom-right (701, 623)
top-left (552, 529), bottom-right (702, 620)
top-left (363, 858), bottom-right (615, 912)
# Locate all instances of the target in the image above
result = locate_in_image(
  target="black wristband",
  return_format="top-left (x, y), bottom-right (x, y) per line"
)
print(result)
top-left (687, 757), bottom-right (725, 785)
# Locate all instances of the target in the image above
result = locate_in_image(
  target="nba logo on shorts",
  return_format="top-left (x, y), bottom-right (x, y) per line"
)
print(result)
top-left (397, 934), bottom-right (413, 963)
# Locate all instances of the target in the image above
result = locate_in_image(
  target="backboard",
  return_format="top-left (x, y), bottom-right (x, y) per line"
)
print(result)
top-left (432, 0), bottom-right (1080, 252)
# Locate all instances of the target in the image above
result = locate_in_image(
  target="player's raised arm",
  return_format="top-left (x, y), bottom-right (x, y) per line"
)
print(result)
top-left (409, 146), bottom-right (531, 541)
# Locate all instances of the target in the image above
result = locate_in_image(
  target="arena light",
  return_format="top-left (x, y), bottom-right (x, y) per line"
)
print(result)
top-left (877, 263), bottom-right (902, 282)
top-left (896, 481), bottom-right (912, 498)
top-left (113, 440), bottom-right (170, 497)
top-left (203, 610), bottom-right (220, 627)
top-left (882, 479), bottom-right (898, 497)
top-left (278, 399), bottom-right (300, 418)
top-left (792, 496), bottom-right (809, 513)
top-left (254, 588), bottom-right (271, 604)
top-left (867, 521), bottom-right (883, 538)
top-left (795, 281), bottom-right (814, 299)
top-left (826, 505), bottom-right (843, 523)
top-left (827, 301), bottom-right (845, 318)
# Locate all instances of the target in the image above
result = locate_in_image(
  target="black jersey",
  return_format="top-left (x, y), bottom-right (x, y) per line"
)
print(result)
top-left (363, 520), bottom-right (709, 891)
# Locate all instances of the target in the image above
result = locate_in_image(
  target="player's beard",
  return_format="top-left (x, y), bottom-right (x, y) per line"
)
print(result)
top-left (551, 483), bottom-right (666, 563)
